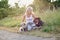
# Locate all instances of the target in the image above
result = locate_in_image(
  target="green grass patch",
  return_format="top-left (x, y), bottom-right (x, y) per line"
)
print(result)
top-left (35, 9), bottom-right (60, 33)
top-left (0, 16), bottom-right (22, 27)
top-left (0, 9), bottom-right (60, 33)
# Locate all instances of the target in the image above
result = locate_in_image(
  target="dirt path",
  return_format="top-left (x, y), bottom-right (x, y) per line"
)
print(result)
top-left (0, 30), bottom-right (55, 40)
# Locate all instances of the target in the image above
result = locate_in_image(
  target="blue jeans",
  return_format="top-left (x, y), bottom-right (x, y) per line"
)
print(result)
top-left (26, 22), bottom-right (35, 30)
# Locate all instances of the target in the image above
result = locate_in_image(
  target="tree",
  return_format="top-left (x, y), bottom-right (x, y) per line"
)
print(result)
top-left (0, 0), bottom-right (9, 19)
top-left (15, 3), bottom-right (19, 8)
top-left (0, 8), bottom-right (8, 19)
top-left (33, 0), bottom-right (60, 11)
top-left (46, 0), bottom-right (60, 9)
top-left (0, 0), bottom-right (9, 8)
top-left (33, 0), bottom-right (49, 12)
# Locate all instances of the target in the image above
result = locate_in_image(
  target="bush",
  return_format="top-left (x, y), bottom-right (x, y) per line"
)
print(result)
top-left (42, 26), bottom-right (55, 32)
top-left (0, 8), bottom-right (8, 19)
top-left (36, 9), bottom-right (60, 33)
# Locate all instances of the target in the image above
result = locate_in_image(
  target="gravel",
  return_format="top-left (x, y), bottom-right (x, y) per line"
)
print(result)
top-left (0, 30), bottom-right (55, 40)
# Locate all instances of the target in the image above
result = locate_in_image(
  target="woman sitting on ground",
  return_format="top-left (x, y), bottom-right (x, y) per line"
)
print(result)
top-left (22, 6), bottom-right (36, 31)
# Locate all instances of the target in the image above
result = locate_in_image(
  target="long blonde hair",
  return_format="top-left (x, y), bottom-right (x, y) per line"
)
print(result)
top-left (25, 6), bottom-right (34, 15)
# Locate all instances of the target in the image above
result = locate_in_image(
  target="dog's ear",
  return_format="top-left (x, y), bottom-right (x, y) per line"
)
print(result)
top-left (34, 17), bottom-right (40, 22)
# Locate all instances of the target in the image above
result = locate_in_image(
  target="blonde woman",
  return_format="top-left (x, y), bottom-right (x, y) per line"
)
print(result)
top-left (22, 6), bottom-right (36, 31)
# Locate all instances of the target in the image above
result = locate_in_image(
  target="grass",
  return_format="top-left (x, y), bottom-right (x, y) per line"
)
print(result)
top-left (0, 15), bottom-right (22, 27)
top-left (35, 9), bottom-right (60, 33)
top-left (0, 9), bottom-right (60, 27)
top-left (0, 9), bottom-right (60, 37)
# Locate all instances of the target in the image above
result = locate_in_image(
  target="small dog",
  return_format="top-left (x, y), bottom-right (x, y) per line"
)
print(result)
top-left (18, 22), bottom-right (27, 32)
top-left (33, 17), bottom-right (44, 27)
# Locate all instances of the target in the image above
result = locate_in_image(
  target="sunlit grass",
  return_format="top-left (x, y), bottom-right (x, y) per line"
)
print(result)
top-left (0, 16), bottom-right (22, 27)
top-left (0, 9), bottom-right (60, 35)
top-left (35, 9), bottom-right (60, 33)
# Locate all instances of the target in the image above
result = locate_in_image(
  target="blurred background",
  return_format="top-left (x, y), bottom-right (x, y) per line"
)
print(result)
top-left (0, 0), bottom-right (60, 34)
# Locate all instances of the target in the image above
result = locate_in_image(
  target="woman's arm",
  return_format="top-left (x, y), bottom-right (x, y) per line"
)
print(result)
top-left (32, 13), bottom-right (37, 18)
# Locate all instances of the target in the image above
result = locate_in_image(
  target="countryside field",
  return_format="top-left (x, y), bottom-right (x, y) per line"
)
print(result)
top-left (0, 9), bottom-right (60, 37)
top-left (0, 0), bottom-right (60, 38)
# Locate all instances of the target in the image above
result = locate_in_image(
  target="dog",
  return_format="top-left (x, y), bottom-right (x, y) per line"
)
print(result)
top-left (33, 17), bottom-right (44, 27)
top-left (18, 22), bottom-right (27, 32)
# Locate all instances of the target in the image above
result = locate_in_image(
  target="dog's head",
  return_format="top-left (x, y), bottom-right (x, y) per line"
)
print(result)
top-left (20, 22), bottom-right (26, 28)
top-left (33, 17), bottom-right (43, 27)
top-left (33, 17), bottom-right (40, 24)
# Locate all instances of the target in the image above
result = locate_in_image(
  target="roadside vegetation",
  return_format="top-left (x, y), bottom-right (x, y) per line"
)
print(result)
top-left (0, 0), bottom-right (60, 37)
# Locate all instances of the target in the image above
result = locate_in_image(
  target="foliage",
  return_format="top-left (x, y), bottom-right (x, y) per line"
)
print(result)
top-left (0, 0), bottom-right (9, 8)
top-left (0, 0), bottom-right (9, 19)
top-left (0, 0), bottom-right (26, 19)
top-left (46, 0), bottom-right (60, 7)
top-left (37, 9), bottom-right (60, 33)
top-left (0, 16), bottom-right (22, 27)
top-left (0, 8), bottom-right (8, 19)
top-left (7, 7), bottom-right (26, 16)
top-left (0, 0), bottom-right (60, 33)
top-left (33, 0), bottom-right (49, 12)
